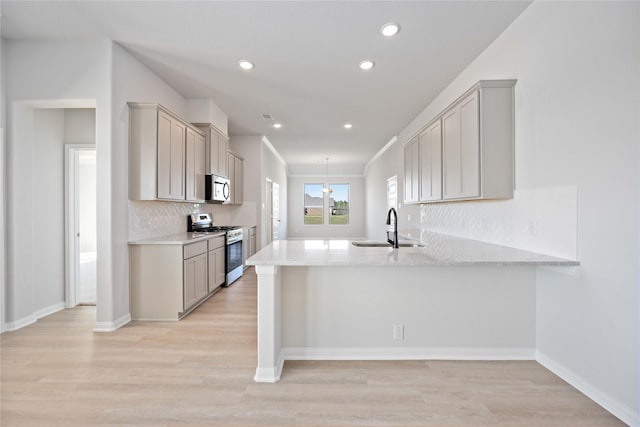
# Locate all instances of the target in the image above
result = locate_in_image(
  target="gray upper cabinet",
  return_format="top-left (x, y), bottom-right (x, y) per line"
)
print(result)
top-left (129, 102), bottom-right (205, 202)
top-left (157, 109), bottom-right (186, 201)
top-left (185, 127), bottom-right (206, 203)
top-left (419, 120), bottom-right (442, 202)
top-left (224, 151), bottom-right (244, 205)
top-left (194, 124), bottom-right (229, 178)
top-left (403, 80), bottom-right (515, 204)
top-left (442, 90), bottom-right (480, 200)
top-left (403, 136), bottom-right (419, 203)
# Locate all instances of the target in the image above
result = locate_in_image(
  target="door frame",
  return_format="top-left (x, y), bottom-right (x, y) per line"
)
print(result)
top-left (264, 178), bottom-right (273, 247)
top-left (272, 181), bottom-right (279, 241)
top-left (64, 144), bottom-right (96, 308)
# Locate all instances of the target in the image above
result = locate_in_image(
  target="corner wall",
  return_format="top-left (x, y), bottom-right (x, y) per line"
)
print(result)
top-left (261, 138), bottom-right (288, 247)
top-left (365, 2), bottom-right (639, 424)
top-left (4, 39), bottom-right (112, 330)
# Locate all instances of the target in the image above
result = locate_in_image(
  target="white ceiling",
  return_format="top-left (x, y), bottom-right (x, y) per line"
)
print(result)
top-left (1, 1), bottom-right (531, 175)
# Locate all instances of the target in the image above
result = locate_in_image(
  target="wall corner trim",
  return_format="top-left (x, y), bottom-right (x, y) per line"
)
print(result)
top-left (261, 136), bottom-right (288, 172)
top-left (364, 135), bottom-right (398, 176)
top-left (93, 313), bottom-right (131, 332)
top-left (536, 351), bottom-right (638, 426)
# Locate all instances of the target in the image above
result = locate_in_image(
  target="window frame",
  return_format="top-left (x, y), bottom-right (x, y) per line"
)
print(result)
top-left (303, 182), bottom-right (350, 226)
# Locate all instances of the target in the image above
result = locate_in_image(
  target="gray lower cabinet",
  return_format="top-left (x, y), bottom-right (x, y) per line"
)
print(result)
top-left (183, 242), bottom-right (208, 310)
top-left (130, 235), bottom-right (225, 321)
top-left (208, 236), bottom-right (225, 291)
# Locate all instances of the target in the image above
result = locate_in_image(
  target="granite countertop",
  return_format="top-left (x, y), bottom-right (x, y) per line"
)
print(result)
top-left (128, 231), bottom-right (226, 246)
top-left (246, 231), bottom-right (579, 267)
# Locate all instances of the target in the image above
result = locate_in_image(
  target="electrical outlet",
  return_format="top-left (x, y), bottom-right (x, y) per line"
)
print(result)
top-left (393, 325), bottom-right (404, 340)
top-left (407, 214), bottom-right (411, 222)
top-left (527, 220), bottom-right (538, 237)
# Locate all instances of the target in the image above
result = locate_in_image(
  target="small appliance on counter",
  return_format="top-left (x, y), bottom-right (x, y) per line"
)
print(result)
top-left (187, 213), bottom-right (243, 286)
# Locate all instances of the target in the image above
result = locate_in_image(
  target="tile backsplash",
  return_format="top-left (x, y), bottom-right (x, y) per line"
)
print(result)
top-left (128, 200), bottom-right (248, 241)
top-left (417, 186), bottom-right (578, 259)
top-left (128, 201), bottom-right (206, 241)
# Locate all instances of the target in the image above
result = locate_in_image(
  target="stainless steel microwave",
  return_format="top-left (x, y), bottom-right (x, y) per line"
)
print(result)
top-left (205, 175), bottom-right (230, 203)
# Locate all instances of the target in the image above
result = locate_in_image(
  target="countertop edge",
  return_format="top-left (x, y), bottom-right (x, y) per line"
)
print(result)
top-left (128, 231), bottom-right (226, 246)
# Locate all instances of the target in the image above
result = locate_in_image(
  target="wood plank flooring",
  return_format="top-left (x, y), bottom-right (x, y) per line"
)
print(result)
top-left (1, 268), bottom-right (624, 426)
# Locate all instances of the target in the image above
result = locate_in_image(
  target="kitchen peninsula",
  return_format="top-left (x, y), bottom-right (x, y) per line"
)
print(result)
top-left (246, 232), bottom-right (578, 382)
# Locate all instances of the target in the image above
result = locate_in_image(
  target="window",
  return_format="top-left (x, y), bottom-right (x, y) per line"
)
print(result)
top-left (304, 183), bottom-right (324, 225)
top-left (304, 183), bottom-right (350, 225)
top-left (329, 184), bottom-right (349, 225)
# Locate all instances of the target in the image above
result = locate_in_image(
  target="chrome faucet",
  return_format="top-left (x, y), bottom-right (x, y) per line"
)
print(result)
top-left (386, 207), bottom-right (399, 249)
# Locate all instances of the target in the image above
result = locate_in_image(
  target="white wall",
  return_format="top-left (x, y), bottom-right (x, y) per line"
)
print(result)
top-left (32, 109), bottom-right (66, 312)
top-left (289, 175), bottom-right (366, 239)
top-left (4, 39), bottom-right (112, 330)
top-left (365, 143), bottom-right (420, 241)
top-left (282, 265), bottom-right (536, 354)
top-left (0, 13), bottom-right (6, 329)
top-left (365, 2), bottom-right (639, 424)
top-left (261, 137), bottom-right (288, 247)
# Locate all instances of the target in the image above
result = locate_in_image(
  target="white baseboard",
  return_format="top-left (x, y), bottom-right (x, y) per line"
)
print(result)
top-left (282, 346), bottom-right (536, 361)
top-left (34, 302), bottom-right (66, 319)
top-left (4, 315), bottom-right (37, 332)
top-left (3, 302), bottom-right (66, 332)
top-left (93, 313), bottom-right (131, 332)
top-left (254, 352), bottom-right (286, 383)
top-left (536, 350), bottom-right (638, 427)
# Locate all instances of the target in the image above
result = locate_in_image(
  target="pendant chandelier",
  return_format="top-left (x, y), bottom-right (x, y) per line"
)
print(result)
top-left (322, 157), bottom-right (333, 193)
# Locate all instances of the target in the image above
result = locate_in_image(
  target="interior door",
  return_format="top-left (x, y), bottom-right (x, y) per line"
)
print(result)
top-left (65, 144), bottom-right (97, 307)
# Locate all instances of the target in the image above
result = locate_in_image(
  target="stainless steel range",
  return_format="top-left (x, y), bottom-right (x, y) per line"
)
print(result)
top-left (187, 213), bottom-right (243, 286)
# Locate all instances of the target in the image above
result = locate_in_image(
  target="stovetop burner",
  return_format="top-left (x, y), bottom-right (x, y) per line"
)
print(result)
top-left (207, 226), bottom-right (241, 232)
top-left (187, 214), bottom-right (241, 234)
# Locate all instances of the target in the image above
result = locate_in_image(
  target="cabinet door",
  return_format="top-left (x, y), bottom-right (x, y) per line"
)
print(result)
top-left (403, 137), bottom-right (419, 203)
top-left (225, 152), bottom-right (235, 204)
top-left (208, 249), bottom-right (224, 292)
top-left (250, 235), bottom-right (256, 257)
top-left (235, 157), bottom-right (243, 204)
top-left (185, 128), bottom-right (206, 202)
top-left (157, 111), bottom-right (186, 200)
top-left (443, 91), bottom-right (480, 200)
top-left (207, 128), bottom-right (219, 175)
top-left (184, 253), bottom-right (207, 310)
top-left (419, 120), bottom-right (442, 202)
top-left (218, 134), bottom-right (229, 178)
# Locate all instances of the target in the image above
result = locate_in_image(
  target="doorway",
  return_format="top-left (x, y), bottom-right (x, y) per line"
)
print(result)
top-left (272, 182), bottom-right (280, 241)
top-left (265, 179), bottom-right (273, 246)
top-left (65, 145), bottom-right (97, 306)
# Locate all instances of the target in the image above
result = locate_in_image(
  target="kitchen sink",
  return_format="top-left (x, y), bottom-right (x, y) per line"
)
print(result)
top-left (351, 241), bottom-right (424, 248)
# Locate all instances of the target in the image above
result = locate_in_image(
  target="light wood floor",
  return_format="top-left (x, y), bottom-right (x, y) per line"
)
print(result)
top-left (1, 268), bottom-right (624, 426)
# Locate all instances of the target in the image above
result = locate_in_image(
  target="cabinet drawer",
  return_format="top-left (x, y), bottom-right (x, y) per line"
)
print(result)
top-left (208, 235), bottom-right (225, 251)
top-left (184, 241), bottom-right (208, 259)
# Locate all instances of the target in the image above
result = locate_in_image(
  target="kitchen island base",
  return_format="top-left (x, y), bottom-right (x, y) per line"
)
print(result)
top-left (254, 264), bottom-right (537, 383)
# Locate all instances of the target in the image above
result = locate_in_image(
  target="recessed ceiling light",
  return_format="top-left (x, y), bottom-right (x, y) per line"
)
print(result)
top-left (273, 123), bottom-right (282, 129)
top-left (344, 123), bottom-right (353, 129)
top-left (359, 60), bottom-right (375, 71)
top-left (238, 60), bottom-right (254, 70)
top-left (380, 23), bottom-right (400, 37)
